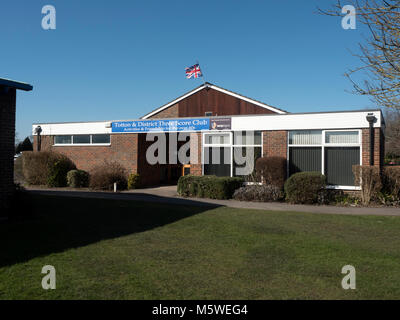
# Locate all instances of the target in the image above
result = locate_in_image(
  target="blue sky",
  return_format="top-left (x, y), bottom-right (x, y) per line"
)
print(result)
top-left (1, 0), bottom-right (374, 140)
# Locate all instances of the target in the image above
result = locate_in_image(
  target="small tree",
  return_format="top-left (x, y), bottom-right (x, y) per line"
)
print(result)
top-left (15, 137), bottom-right (33, 154)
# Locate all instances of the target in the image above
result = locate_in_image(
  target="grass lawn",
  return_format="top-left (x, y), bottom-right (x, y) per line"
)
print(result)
top-left (1, 193), bottom-right (400, 300)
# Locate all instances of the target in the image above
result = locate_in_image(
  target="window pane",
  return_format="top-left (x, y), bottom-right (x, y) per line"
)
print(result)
top-left (325, 131), bottom-right (359, 144)
top-left (289, 147), bottom-right (322, 176)
top-left (92, 134), bottom-right (110, 144)
top-left (234, 131), bottom-right (262, 145)
top-left (289, 130), bottom-right (322, 145)
top-left (325, 147), bottom-right (360, 186)
top-left (73, 135), bottom-right (90, 144)
top-left (205, 134), bottom-right (230, 145)
top-left (54, 135), bottom-right (71, 144)
top-left (233, 147), bottom-right (261, 179)
top-left (204, 147), bottom-right (231, 176)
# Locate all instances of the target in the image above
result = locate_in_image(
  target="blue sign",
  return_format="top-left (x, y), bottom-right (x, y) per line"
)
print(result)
top-left (112, 118), bottom-right (210, 133)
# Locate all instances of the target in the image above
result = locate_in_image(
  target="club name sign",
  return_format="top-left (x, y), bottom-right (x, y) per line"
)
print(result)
top-left (112, 118), bottom-right (231, 133)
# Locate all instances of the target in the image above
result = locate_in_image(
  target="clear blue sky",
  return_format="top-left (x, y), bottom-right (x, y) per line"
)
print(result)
top-left (1, 0), bottom-right (375, 141)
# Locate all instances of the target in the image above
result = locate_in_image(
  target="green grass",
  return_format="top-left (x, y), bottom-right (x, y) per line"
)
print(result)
top-left (1, 193), bottom-right (400, 299)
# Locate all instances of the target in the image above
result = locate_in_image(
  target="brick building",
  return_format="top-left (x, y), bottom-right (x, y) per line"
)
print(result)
top-left (0, 78), bottom-right (32, 219)
top-left (32, 82), bottom-right (385, 189)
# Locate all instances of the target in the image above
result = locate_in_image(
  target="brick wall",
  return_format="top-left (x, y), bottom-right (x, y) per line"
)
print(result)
top-left (190, 132), bottom-right (202, 176)
top-left (262, 130), bottom-right (287, 158)
top-left (0, 87), bottom-right (16, 216)
top-left (361, 128), bottom-right (382, 166)
top-left (150, 103), bottom-right (179, 119)
top-left (35, 134), bottom-right (139, 174)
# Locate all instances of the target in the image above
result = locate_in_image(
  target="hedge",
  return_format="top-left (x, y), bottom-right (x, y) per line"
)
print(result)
top-left (233, 184), bottom-right (284, 202)
top-left (67, 170), bottom-right (90, 188)
top-left (89, 161), bottom-right (128, 191)
top-left (22, 151), bottom-right (76, 187)
top-left (177, 175), bottom-right (244, 200)
top-left (284, 172), bottom-right (326, 204)
top-left (128, 173), bottom-right (141, 189)
top-left (255, 157), bottom-right (286, 188)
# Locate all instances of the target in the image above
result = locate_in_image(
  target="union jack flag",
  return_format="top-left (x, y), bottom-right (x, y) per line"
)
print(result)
top-left (185, 64), bottom-right (203, 79)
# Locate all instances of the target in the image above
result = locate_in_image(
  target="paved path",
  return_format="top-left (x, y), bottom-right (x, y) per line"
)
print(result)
top-left (27, 186), bottom-right (400, 217)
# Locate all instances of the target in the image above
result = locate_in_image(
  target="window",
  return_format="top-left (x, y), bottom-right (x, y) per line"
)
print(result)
top-left (92, 134), bottom-right (111, 144)
top-left (54, 135), bottom-right (71, 144)
top-left (54, 134), bottom-right (111, 145)
top-left (203, 131), bottom-right (263, 180)
top-left (73, 135), bottom-right (90, 144)
top-left (288, 130), bottom-right (361, 187)
top-left (325, 131), bottom-right (359, 144)
top-left (289, 130), bottom-right (322, 145)
top-left (205, 111), bottom-right (213, 117)
top-left (234, 131), bottom-right (262, 145)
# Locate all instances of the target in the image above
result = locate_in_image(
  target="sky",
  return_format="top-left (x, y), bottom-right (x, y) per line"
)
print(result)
top-left (1, 0), bottom-right (376, 141)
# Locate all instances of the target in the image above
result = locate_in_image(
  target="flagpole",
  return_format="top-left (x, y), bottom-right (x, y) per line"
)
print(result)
top-left (196, 60), bottom-right (207, 86)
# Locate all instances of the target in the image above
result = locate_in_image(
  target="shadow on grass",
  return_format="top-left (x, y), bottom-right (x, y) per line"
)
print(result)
top-left (0, 191), bottom-right (221, 268)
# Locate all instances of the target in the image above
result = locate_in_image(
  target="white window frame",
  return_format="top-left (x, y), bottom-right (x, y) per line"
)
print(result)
top-left (287, 129), bottom-right (362, 190)
top-left (53, 134), bottom-right (111, 146)
top-left (202, 131), bottom-right (263, 179)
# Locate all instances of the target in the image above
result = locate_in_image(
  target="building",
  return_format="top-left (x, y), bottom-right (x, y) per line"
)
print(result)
top-left (32, 82), bottom-right (384, 189)
top-left (0, 78), bottom-right (33, 218)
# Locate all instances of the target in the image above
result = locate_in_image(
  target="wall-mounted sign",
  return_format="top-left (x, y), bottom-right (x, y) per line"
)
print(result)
top-left (112, 118), bottom-right (210, 133)
top-left (210, 118), bottom-right (231, 130)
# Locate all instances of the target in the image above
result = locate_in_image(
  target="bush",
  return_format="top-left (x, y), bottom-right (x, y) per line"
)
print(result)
top-left (67, 170), bottom-right (90, 188)
top-left (127, 173), bottom-right (141, 189)
top-left (89, 161), bottom-right (128, 191)
top-left (22, 151), bottom-right (76, 187)
top-left (255, 157), bottom-right (286, 188)
top-left (177, 175), bottom-right (244, 200)
top-left (233, 185), bottom-right (284, 202)
top-left (352, 165), bottom-right (381, 205)
top-left (381, 166), bottom-right (400, 202)
top-left (284, 172), bottom-right (326, 204)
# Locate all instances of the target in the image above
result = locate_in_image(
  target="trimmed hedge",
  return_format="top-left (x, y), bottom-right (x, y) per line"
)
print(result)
top-left (255, 156), bottom-right (286, 188)
top-left (284, 172), bottom-right (326, 204)
top-left (67, 170), bottom-right (90, 188)
top-left (233, 185), bottom-right (284, 202)
top-left (22, 151), bottom-right (76, 187)
top-left (89, 161), bottom-right (128, 191)
top-left (128, 173), bottom-right (141, 189)
top-left (177, 175), bottom-right (244, 200)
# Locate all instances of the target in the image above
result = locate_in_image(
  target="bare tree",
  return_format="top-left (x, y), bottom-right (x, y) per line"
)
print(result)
top-left (320, 1), bottom-right (400, 110)
top-left (384, 108), bottom-right (400, 159)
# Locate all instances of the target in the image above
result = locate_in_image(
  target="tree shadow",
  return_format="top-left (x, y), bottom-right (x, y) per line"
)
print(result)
top-left (0, 191), bottom-right (221, 268)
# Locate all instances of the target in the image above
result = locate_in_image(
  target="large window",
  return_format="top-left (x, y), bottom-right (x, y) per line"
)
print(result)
top-left (54, 134), bottom-right (111, 145)
top-left (203, 131), bottom-right (262, 179)
top-left (288, 130), bottom-right (361, 187)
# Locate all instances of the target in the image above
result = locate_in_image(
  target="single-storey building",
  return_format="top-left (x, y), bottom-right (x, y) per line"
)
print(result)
top-left (0, 78), bottom-right (32, 219)
top-left (32, 82), bottom-right (384, 189)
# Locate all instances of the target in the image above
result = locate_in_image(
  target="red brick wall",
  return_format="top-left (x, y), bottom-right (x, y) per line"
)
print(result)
top-left (189, 132), bottom-right (202, 176)
top-left (150, 103), bottom-right (179, 119)
top-left (0, 87), bottom-right (16, 216)
top-left (35, 134), bottom-right (139, 174)
top-left (262, 131), bottom-right (287, 158)
top-left (361, 128), bottom-right (382, 166)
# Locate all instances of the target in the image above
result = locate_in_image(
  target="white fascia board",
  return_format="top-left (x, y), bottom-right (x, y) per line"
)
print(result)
top-left (32, 122), bottom-right (111, 136)
top-left (231, 111), bottom-right (382, 131)
top-left (208, 85), bottom-right (287, 114)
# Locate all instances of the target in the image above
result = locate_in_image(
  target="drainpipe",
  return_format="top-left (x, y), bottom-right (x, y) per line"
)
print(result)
top-left (366, 113), bottom-right (376, 166)
top-left (34, 126), bottom-right (42, 151)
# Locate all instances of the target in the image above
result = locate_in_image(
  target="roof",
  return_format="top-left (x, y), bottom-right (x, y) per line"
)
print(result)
top-left (0, 78), bottom-right (33, 91)
top-left (140, 82), bottom-right (287, 119)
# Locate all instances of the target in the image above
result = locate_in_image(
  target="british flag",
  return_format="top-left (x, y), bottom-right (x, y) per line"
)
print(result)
top-left (185, 64), bottom-right (203, 79)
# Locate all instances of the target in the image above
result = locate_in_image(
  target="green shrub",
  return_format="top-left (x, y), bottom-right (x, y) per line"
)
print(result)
top-left (89, 161), bottom-right (128, 191)
top-left (22, 151), bottom-right (76, 187)
top-left (284, 172), bottom-right (326, 204)
top-left (67, 170), bottom-right (90, 188)
top-left (255, 157), bottom-right (286, 188)
top-left (177, 175), bottom-right (244, 199)
top-left (233, 185), bottom-right (284, 202)
top-left (128, 173), bottom-right (141, 189)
